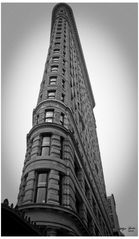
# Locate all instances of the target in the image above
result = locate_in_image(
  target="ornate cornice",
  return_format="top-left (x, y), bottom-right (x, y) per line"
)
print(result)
top-left (18, 203), bottom-right (89, 235)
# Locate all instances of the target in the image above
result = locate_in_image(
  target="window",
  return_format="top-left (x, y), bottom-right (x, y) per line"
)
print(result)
top-left (45, 110), bottom-right (54, 122)
top-left (49, 76), bottom-right (57, 85)
top-left (47, 90), bottom-right (55, 99)
top-left (63, 59), bottom-right (65, 66)
top-left (35, 172), bottom-right (48, 203)
top-left (61, 93), bottom-right (65, 102)
top-left (41, 135), bottom-right (51, 156)
top-left (54, 49), bottom-right (60, 54)
top-left (52, 57), bottom-right (59, 63)
top-left (62, 79), bottom-right (65, 88)
top-left (63, 44), bottom-right (66, 50)
top-left (36, 114), bottom-right (39, 124)
top-left (56, 36), bottom-right (61, 40)
top-left (40, 93), bottom-right (43, 100)
top-left (62, 68), bottom-right (65, 76)
top-left (54, 42), bottom-right (60, 48)
top-left (60, 113), bottom-right (64, 125)
top-left (56, 31), bottom-right (61, 35)
top-left (78, 102), bottom-right (80, 109)
top-left (51, 65), bottom-right (58, 72)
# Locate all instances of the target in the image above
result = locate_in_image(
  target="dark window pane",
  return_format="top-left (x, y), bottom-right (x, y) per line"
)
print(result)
top-left (60, 113), bottom-right (64, 125)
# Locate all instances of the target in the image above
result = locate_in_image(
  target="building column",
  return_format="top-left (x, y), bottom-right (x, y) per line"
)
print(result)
top-left (50, 134), bottom-right (61, 158)
top-left (30, 135), bottom-right (40, 159)
top-left (47, 170), bottom-right (59, 205)
top-left (62, 175), bottom-right (75, 209)
top-left (23, 171), bottom-right (35, 204)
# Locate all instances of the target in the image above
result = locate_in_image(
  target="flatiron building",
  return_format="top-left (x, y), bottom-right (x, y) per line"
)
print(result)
top-left (17, 3), bottom-right (116, 236)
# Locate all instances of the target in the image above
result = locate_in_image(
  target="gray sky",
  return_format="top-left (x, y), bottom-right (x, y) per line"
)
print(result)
top-left (1, 2), bottom-right (138, 236)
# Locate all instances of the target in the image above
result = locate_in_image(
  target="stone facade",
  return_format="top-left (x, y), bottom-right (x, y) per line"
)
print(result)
top-left (17, 3), bottom-right (115, 236)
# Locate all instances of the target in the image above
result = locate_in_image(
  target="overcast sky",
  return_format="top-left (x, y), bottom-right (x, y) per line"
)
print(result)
top-left (1, 2), bottom-right (138, 236)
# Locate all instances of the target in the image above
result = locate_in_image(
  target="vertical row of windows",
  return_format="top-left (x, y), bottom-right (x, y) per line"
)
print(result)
top-left (69, 33), bottom-right (82, 117)
top-left (49, 17), bottom-right (66, 105)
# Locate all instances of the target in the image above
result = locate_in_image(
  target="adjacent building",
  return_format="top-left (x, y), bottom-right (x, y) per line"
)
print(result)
top-left (17, 3), bottom-right (119, 236)
top-left (107, 194), bottom-right (122, 236)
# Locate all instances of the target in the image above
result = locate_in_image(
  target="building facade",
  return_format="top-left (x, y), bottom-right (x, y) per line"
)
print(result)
top-left (107, 194), bottom-right (121, 236)
top-left (17, 3), bottom-right (116, 236)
